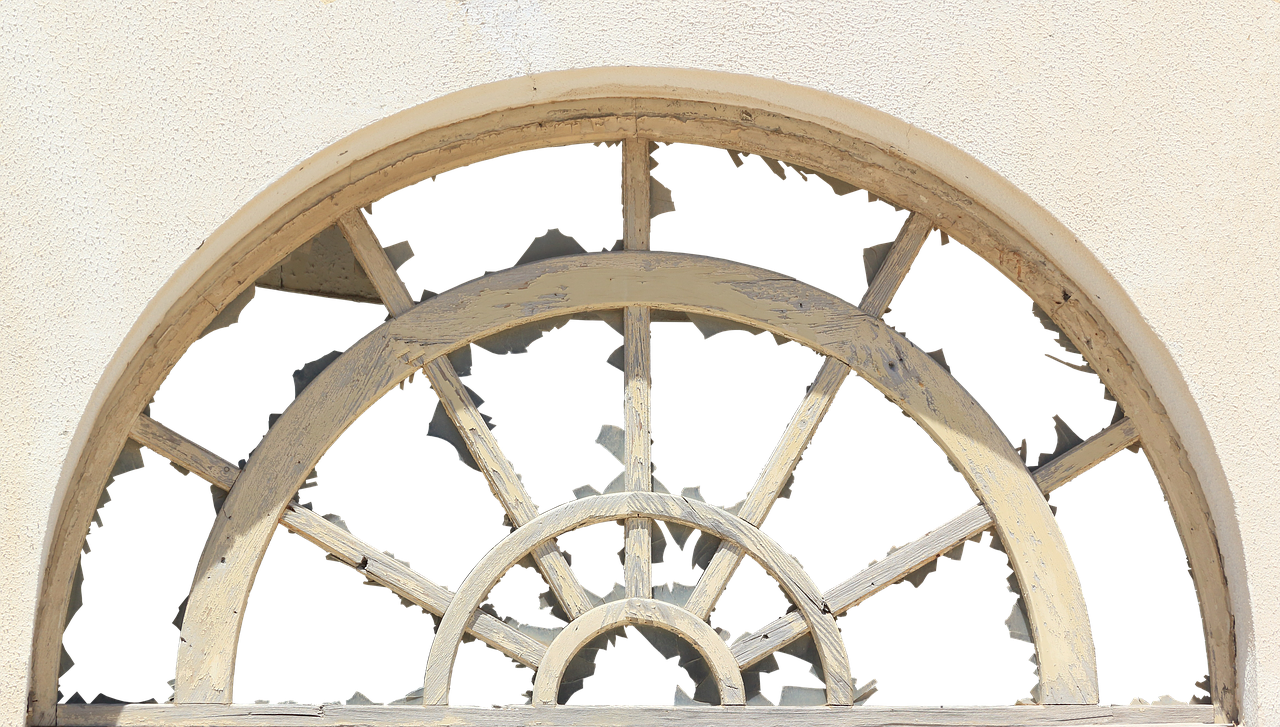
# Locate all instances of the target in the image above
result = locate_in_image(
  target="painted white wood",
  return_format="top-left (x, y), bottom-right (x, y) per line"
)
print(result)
top-left (532, 598), bottom-right (744, 706)
top-left (422, 492), bottom-right (854, 706)
top-left (683, 357), bottom-right (849, 619)
top-left (732, 417), bottom-right (1141, 669)
top-left (859, 212), bottom-right (933, 317)
top-left (279, 505), bottom-right (547, 668)
top-left (130, 415), bottom-right (239, 490)
top-left (56, 704), bottom-right (1215, 726)
top-left (335, 210), bottom-right (414, 317)
top-left (129, 415), bottom-right (547, 667)
top-left (176, 253), bottom-right (1094, 705)
top-left (621, 137), bottom-right (651, 251)
top-left (622, 306), bottom-right (653, 599)
top-left (423, 357), bottom-right (593, 621)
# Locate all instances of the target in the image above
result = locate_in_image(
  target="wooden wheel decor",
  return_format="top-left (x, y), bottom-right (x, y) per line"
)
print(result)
top-left (40, 105), bottom-right (1229, 726)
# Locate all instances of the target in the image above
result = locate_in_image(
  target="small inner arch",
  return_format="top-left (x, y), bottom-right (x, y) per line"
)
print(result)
top-left (532, 598), bottom-right (745, 706)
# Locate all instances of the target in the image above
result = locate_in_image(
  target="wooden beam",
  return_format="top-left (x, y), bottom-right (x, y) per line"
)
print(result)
top-left (732, 417), bottom-right (1141, 670)
top-left (423, 357), bottom-right (594, 620)
top-left (130, 415), bottom-right (238, 490)
top-left (859, 212), bottom-right (933, 317)
top-left (131, 416), bottom-right (547, 667)
top-left (336, 210), bottom-right (415, 318)
top-left (280, 505), bottom-right (546, 667)
top-left (683, 357), bottom-right (849, 619)
top-left (623, 306), bottom-right (653, 599)
top-left (56, 703), bottom-right (1216, 727)
top-left (621, 138), bottom-right (651, 250)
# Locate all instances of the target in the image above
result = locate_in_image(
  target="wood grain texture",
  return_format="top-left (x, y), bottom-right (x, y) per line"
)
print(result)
top-left (279, 505), bottom-right (547, 668)
top-left (858, 212), bottom-right (933, 317)
top-left (732, 417), bottom-right (1141, 670)
top-left (423, 357), bottom-right (593, 621)
top-left (175, 327), bottom-right (412, 704)
top-left (386, 252), bottom-right (1096, 704)
top-left (335, 210), bottom-right (414, 317)
top-left (34, 99), bottom-right (1234, 724)
top-left (623, 306), bottom-right (653, 599)
top-left (130, 415), bottom-right (239, 490)
top-left (621, 138), bottom-right (650, 251)
top-left (56, 704), bottom-right (1215, 726)
top-left (531, 598), bottom-right (744, 706)
top-left (422, 492), bottom-right (853, 706)
top-left (684, 357), bottom-right (849, 619)
top-left (176, 253), bottom-right (1095, 706)
top-left (130, 416), bottom-right (546, 668)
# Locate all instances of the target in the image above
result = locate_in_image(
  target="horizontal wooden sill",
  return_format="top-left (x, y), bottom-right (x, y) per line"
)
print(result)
top-left (54, 703), bottom-right (1217, 727)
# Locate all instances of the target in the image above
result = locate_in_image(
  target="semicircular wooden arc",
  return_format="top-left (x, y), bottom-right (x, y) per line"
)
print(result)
top-left (531, 599), bottom-right (745, 706)
top-left (174, 251), bottom-right (1096, 705)
top-left (425, 492), bottom-right (847, 705)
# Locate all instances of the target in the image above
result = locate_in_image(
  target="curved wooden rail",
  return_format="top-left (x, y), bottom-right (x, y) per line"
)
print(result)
top-left (531, 598), bottom-right (744, 706)
top-left (423, 492), bottom-right (850, 705)
top-left (175, 252), bottom-right (1096, 705)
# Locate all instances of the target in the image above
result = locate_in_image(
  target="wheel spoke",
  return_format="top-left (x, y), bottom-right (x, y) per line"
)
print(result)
top-left (623, 306), bottom-right (653, 598)
top-left (859, 212), bottom-right (932, 317)
top-left (280, 505), bottom-right (547, 666)
top-left (730, 416), bottom-right (1141, 669)
top-left (129, 415), bottom-right (547, 667)
top-left (423, 357), bottom-right (595, 619)
top-left (621, 137), bottom-right (655, 599)
top-left (336, 209), bottom-right (415, 317)
top-left (683, 357), bottom-right (850, 619)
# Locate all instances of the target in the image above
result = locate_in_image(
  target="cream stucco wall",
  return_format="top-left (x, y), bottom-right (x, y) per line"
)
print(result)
top-left (2, 2), bottom-right (1278, 725)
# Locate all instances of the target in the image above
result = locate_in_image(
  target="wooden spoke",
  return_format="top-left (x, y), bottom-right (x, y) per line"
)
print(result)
top-left (423, 492), bottom-right (854, 706)
top-left (336, 209), bottom-right (415, 317)
top-left (280, 505), bottom-right (547, 667)
top-left (623, 306), bottom-right (653, 598)
top-left (859, 212), bottom-right (933, 317)
top-left (621, 137), bottom-right (651, 251)
top-left (731, 416), bottom-right (1141, 670)
top-left (423, 357), bottom-right (595, 620)
top-left (532, 599), bottom-right (745, 706)
top-left (683, 356), bottom-right (850, 619)
top-left (131, 416), bottom-right (548, 668)
top-left (130, 415), bottom-right (239, 490)
top-left (622, 136), bottom-right (655, 598)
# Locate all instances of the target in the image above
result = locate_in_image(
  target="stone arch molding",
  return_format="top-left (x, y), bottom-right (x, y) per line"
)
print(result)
top-left (31, 68), bottom-right (1236, 724)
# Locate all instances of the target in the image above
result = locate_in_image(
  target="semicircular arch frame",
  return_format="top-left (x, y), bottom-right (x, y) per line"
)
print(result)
top-left (29, 71), bottom-right (1237, 724)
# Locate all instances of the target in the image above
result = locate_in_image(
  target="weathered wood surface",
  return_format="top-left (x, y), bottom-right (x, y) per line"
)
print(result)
top-left (130, 415), bottom-right (546, 667)
top-left (34, 99), bottom-right (1234, 725)
top-left (279, 505), bottom-right (546, 668)
top-left (55, 704), bottom-right (1216, 726)
top-left (130, 415), bottom-right (239, 490)
top-left (335, 210), bottom-right (414, 317)
top-left (386, 253), bottom-right (1096, 704)
top-left (622, 306), bottom-right (653, 599)
top-left (532, 598), bottom-right (744, 706)
top-left (859, 212), bottom-right (933, 317)
top-left (621, 137), bottom-right (651, 251)
top-left (423, 492), bottom-right (854, 706)
top-left (175, 327), bottom-right (413, 703)
top-left (684, 356), bottom-right (850, 619)
top-left (176, 253), bottom-right (1095, 705)
top-left (423, 357), bottom-right (594, 621)
top-left (732, 417), bottom-right (1141, 669)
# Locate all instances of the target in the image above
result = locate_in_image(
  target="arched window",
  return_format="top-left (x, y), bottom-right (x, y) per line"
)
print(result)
top-left (32, 93), bottom-right (1233, 726)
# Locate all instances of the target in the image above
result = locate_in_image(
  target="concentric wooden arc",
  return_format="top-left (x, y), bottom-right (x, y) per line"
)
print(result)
top-left (174, 252), bottom-right (1096, 705)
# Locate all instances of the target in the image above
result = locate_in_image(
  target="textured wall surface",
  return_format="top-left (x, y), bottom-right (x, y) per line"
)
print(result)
top-left (2, 2), bottom-right (1278, 725)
